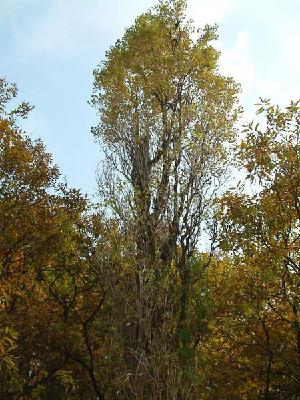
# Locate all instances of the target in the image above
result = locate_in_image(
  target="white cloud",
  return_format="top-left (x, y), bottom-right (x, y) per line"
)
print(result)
top-left (264, 18), bottom-right (300, 105)
top-left (239, 2), bottom-right (300, 107)
top-left (218, 31), bottom-right (255, 96)
top-left (13, 0), bottom-right (104, 59)
top-left (186, 0), bottom-right (300, 110)
top-left (186, 1), bottom-right (255, 99)
top-left (11, 0), bottom-right (157, 60)
top-left (0, 0), bottom-right (36, 24)
top-left (186, 0), bottom-right (238, 26)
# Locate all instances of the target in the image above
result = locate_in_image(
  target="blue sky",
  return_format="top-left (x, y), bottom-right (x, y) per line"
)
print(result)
top-left (1, 0), bottom-right (300, 196)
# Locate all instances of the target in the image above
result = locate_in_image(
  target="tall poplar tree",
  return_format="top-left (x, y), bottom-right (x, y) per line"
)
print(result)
top-left (91, 0), bottom-right (240, 398)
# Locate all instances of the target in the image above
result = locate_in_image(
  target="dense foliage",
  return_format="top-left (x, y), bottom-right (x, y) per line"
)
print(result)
top-left (1, 1), bottom-right (299, 399)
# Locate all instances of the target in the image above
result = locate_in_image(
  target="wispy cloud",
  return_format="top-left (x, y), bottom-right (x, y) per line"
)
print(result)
top-left (259, 16), bottom-right (300, 104)
top-left (0, 0), bottom-right (36, 23)
top-left (7, 0), bottom-right (157, 60)
top-left (13, 0), bottom-right (107, 59)
top-left (187, 0), bottom-right (238, 26)
top-left (218, 31), bottom-right (255, 94)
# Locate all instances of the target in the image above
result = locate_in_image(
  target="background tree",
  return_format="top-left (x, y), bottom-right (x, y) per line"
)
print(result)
top-left (209, 100), bottom-right (300, 400)
top-left (0, 79), bottom-right (110, 400)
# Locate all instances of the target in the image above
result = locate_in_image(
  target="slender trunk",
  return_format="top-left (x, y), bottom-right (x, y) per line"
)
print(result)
top-left (292, 301), bottom-right (300, 367)
top-left (262, 324), bottom-right (272, 400)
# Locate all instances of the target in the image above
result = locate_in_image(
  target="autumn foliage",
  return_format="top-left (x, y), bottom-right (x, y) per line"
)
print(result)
top-left (1, 1), bottom-right (300, 399)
